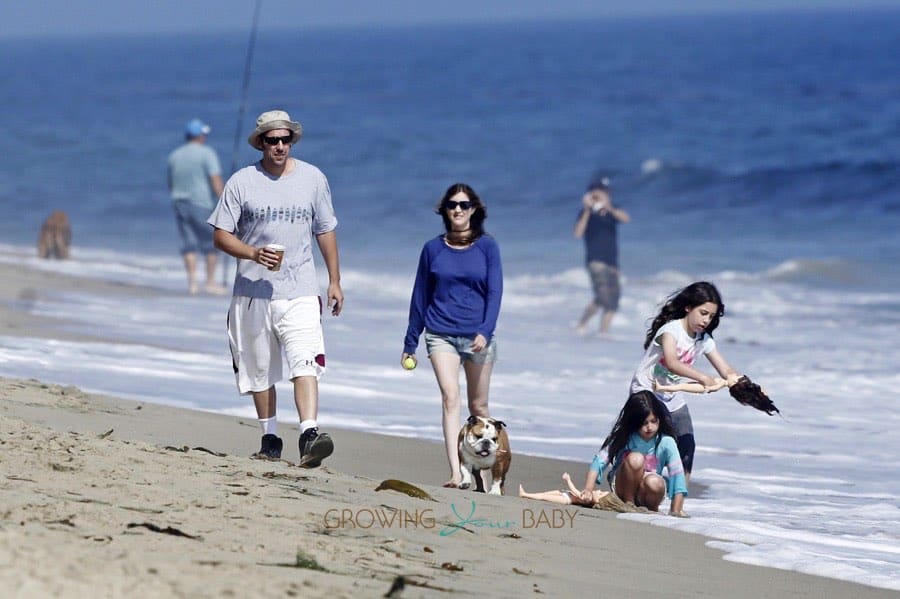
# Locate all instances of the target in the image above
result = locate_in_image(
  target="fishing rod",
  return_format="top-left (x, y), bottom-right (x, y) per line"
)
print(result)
top-left (223, 0), bottom-right (263, 287)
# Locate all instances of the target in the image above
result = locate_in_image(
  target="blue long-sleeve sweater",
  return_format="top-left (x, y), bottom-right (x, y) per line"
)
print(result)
top-left (403, 235), bottom-right (503, 354)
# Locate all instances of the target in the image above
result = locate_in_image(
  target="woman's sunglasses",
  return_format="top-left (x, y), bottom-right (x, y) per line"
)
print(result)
top-left (263, 135), bottom-right (293, 146)
top-left (444, 200), bottom-right (472, 211)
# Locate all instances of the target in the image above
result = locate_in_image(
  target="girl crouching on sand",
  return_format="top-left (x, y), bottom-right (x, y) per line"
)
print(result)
top-left (520, 391), bottom-right (688, 516)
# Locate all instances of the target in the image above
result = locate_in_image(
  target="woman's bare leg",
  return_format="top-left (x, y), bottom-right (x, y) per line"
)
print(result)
top-left (431, 352), bottom-right (463, 486)
top-left (462, 359), bottom-right (493, 418)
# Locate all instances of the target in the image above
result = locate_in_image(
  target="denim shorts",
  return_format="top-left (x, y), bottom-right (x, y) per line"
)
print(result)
top-left (173, 199), bottom-right (215, 255)
top-left (424, 330), bottom-right (498, 365)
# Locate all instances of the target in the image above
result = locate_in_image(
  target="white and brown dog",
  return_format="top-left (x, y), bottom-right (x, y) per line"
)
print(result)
top-left (38, 210), bottom-right (71, 259)
top-left (458, 415), bottom-right (510, 495)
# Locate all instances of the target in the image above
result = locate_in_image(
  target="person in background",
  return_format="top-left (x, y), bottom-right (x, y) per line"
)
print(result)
top-left (573, 176), bottom-right (630, 335)
top-left (402, 183), bottom-right (503, 488)
top-left (208, 110), bottom-right (344, 467)
top-left (167, 118), bottom-right (227, 295)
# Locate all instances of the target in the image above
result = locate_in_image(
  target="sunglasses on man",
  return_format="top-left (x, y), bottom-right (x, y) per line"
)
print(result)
top-left (262, 135), bottom-right (293, 146)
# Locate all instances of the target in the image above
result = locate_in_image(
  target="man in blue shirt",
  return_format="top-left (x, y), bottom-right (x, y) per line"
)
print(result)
top-left (167, 118), bottom-right (226, 295)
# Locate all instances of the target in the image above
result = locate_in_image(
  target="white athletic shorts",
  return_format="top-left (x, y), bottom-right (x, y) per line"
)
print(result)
top-left (227, 295), bottom-right (326, 394)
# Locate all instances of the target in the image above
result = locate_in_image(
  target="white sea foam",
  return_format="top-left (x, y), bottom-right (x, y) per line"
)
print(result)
top-left (1, 244), bottom-right (898, 590)
top-left (640, 157), bottom-right (663, 174)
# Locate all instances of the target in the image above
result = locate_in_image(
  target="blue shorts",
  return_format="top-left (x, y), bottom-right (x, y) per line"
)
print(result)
top-left (424, 330), bottom-right (498, 365)
top-left (173, 199), bottom-right (215, 255)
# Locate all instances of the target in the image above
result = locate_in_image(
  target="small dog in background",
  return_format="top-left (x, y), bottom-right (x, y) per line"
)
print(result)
top-left (38, 210), bottom-right (71, 259)
top-left (458, 415), bottom-right (511, 495)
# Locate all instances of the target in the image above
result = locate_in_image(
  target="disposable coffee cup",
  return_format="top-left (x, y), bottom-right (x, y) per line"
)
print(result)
top-left (265, 243), bottom-right (286, 272)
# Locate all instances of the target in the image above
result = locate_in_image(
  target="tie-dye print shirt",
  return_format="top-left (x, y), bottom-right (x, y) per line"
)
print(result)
top-left (589, 432), bottom-right (688, 499)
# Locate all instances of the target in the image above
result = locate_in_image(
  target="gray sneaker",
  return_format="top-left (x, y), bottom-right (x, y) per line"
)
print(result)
top-left (254, 434), bottom-right (283, 459)
top-left (298, 428), bottom-right (333, 468)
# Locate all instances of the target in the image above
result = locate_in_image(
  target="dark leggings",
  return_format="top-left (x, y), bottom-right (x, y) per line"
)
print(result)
top-left (676, 433), bottom-right (696, 474)
top-left (667, 404), bottom-right (695, 474)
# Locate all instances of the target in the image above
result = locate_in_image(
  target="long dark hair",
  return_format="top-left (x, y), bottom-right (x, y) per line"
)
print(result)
top-left (600, 391), bottom-right (676, 460)
top-left (434, 182), bottom-right (487, 246)
top-left (643, 281), bottom-right (725, 349)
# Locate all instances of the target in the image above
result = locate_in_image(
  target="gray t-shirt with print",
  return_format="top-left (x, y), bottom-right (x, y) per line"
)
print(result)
top-left (208, 159), bottom-right (337, 300)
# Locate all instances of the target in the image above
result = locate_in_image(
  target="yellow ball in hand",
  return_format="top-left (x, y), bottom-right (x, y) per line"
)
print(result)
top-left (402, 357), bottom-right (417, 370)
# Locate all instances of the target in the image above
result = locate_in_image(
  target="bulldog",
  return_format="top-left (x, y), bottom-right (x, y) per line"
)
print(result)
top-left (38, 210), bottom-right (71, 259)
top-left (458, 415), bottom-right (510, 495)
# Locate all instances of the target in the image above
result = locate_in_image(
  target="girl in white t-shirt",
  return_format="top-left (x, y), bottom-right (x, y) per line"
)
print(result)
top-left (630, 282), bottom-right (740, 491)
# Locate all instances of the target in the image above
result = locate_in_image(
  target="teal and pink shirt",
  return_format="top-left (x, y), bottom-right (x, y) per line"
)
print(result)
top-left (590, 432), bottom-right (688, 498)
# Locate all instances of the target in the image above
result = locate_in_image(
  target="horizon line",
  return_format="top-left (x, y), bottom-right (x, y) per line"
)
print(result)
top-left (2, 5), bottom-right (897, 42)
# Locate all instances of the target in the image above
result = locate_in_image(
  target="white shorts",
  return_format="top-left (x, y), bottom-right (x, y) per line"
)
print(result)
top-left (227, 296), bottom-right (326, 394)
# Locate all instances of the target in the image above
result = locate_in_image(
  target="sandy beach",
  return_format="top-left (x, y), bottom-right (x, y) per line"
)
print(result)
top-left (0, 262), bottom-right (895, 598)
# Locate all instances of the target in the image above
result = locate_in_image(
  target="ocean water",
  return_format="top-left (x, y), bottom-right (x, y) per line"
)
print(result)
top-left (1, 9), bottom-right (899, 591)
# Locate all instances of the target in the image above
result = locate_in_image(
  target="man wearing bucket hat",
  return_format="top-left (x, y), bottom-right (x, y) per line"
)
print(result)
top-left (208, 109), bottom-right (344, 467)
top-left (167, 118), bottom-right (227, 295)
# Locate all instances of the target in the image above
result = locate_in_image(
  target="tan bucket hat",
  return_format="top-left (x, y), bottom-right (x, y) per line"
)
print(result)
top-left (247, 110), bottom-right (303, 150)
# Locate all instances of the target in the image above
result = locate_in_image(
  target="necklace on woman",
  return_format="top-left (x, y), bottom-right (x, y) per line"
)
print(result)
top-left (444, 228), bottom-right (473, 247)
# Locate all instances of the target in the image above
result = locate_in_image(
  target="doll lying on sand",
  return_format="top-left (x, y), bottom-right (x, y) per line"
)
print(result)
top-left (518, 472), bottom-right (609, 507)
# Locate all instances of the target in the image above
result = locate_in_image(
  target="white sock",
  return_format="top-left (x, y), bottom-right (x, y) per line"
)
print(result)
top-left (259, 416), bottom-right (277, 436)
top-left (300, 419), bottom-right (317, 434)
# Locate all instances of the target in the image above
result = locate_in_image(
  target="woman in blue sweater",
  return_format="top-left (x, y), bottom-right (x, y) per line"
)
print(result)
top-left (402, 183), bottom-right (503, 488)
